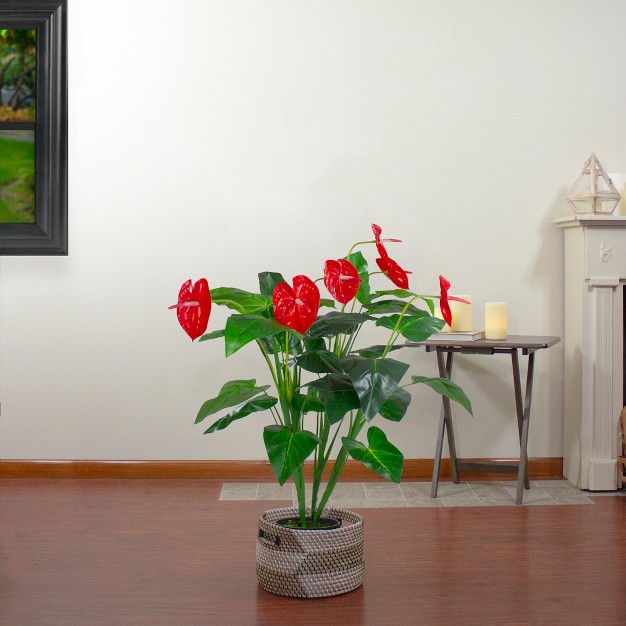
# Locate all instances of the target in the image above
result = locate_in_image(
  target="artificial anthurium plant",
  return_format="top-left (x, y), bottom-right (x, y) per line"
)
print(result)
top-left (170, 224), bottom-right (472, 528)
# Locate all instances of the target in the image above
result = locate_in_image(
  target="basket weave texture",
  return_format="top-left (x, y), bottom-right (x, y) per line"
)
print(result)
top-left (256, 506), bottom-right (364, 598)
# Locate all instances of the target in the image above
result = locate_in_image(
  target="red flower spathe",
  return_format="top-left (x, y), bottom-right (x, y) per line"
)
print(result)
top-left (372, 223), bottom-right (410, 289)
top-left (169, 278), bottom-right (212, 341)
top-left (273, 275), bottom-right (320, 334)
top-left (439, 275), bottom-right (452, 327)
top-left (375, 255), bottom-right (410, 290)
top-left (323, 259), bottom-right (362, 304)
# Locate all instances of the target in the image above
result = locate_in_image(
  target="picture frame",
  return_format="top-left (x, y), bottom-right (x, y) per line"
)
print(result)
top-left (0, 0), bottom-right (67, 255)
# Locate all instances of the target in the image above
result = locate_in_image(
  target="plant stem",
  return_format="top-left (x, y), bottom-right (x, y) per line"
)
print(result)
top-left (381, 295), bottom-right (420, 358)
top-left (294, 466), bottom-right (307, 527)
top-left (313, 411), bottom-right (366, 523)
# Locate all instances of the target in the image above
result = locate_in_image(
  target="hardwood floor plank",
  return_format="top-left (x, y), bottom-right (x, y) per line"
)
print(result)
top-left (0, 478), bottom-right (624, 625)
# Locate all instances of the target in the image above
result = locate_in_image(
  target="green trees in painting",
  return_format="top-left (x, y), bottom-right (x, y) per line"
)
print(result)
top-left (0, 29), bottom-right (36, 122)
top-left (0, 132), bottom-right (35, 222)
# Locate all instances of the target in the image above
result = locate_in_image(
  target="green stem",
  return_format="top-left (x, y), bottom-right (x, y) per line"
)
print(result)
top-left (313, 412), bottom-right (366, 523)
top-left (381, 295), bottom-right (420, 359)
top-left (294, 466), bottom-right (307, 526)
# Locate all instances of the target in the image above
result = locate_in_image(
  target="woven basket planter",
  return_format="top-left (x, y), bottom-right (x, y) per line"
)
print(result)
top-left (256, 506), bottom-right (364, 598)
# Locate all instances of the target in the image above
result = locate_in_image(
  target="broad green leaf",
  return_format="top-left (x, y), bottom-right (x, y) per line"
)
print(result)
top-left (295, 349), bottom-right (343, 374)
top-left (305, 311), bottom-right (374, 340)
top-left (352, 344), bottom-right (404, 359)
top-left (263, 425), bottom-right (320, 485)
top-left (292, 392), bottom-right (326, 414)
top-left (304, 373), bottom-right (354, 392)
top-left (346, 250), bottom-right (371, 304)
top-left (379, 387), bottom-right (412, 422)
top-left (258, 272), bottom-right (285, 298)
top-left (410, 376), bottom-right (473, 415)
top-left (259, 332), bottom-right (303, 356)
top-left (224, 314), bottom-right (289, 356)
top-left (196, 379), bottom-right (270, 423)
top-left (203, 396), bottom-right (278, 433)
top-left (210, 287), bottom-right (271, 314)
top-left (375, 314), bottom-right (444, 342)
top-left (304, 337), bottom-right (326, 352)
top-left (316, 388), bottom-right (361, 424)
top-left (320, 298), bottom-right (336, 309)
top-left (363, 299), bottom-right (425, 316)
top-left (368, 289), bottom-right (415, 301)
top-left (198, 329), bottom-right (226, 342)
top-left (341, 356), bottom-right (409, 421)
top-left (342, 426), bottom-right (403, 482)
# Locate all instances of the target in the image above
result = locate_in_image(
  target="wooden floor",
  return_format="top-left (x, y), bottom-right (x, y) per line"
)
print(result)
top-left (1, 479), bottom-right (624, 625)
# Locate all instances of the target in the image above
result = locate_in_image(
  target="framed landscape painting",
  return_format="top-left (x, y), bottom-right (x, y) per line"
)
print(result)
top-left (0, 0), bottom-right (66, 255)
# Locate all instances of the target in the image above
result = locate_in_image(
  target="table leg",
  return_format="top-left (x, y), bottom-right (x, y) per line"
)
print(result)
top-left (511, 350), bottom-right (530, 490)
top-left (431, 350), bottom-right (458, 498)
top-left (515, 351), bottom-right (536, 505)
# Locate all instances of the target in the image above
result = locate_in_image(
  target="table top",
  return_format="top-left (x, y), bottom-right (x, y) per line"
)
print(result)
top-left (410, 335), bottom-right (560, 352)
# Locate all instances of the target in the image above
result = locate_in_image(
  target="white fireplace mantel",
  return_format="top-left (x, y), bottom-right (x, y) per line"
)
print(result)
top-left (556, 214), bottom-right (626, 490)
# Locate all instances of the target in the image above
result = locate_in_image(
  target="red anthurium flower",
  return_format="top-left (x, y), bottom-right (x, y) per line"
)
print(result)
top-left (372, 223), bottom-right (402, 258)
top-left (273, 275), bottom-right (320, 334)
top-left (439, 275), bottom-right (452, 327)
top-left (169, 278), bottom-right (211, 341)
top-left (371, 223), bottom-right (410, 288)
top-left (323, 259), bottom-right (362, 304)
top-left (376, 255), bottom-right (410, 290)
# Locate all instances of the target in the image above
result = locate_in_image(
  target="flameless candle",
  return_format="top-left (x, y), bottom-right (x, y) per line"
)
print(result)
top-left (450, 295), bottom-right (472, 331)
top-left (485, 302), bottom-right (507, 340)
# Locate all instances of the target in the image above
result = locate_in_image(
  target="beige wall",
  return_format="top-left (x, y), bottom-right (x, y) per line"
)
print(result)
top-left (1, 0), bottom-right (625, 461)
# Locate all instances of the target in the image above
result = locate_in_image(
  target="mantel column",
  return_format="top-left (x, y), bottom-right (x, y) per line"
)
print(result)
top-left (556, 214), bottom-right (626, 491)
top-left (584, 279), bottom-right (622, 490)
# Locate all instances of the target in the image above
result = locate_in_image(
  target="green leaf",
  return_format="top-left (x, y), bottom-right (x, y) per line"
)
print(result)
top-left (304, 337), bottom-right (326, 352)
top-left (305, 311), bottom-right (374, 340)
top-left (224, 314), bottom-right (289, 356)
top-left (342, 426), bottom-right (404, 482)
top-left (198, 329), bottom-right (226, 342)
top-left (304, 373), bottom-right (354, 392)
top-left (410, 376), bottom-right (473, 415)
top-left (292, 391), bottom-right (326, 414)
top-left (210, 287), bottom-right (271, 314)
top-left (363, 299), bottom-right (425, 316)
top-left (263, 425), bottom-right (320, 485)
top-left (320, 298), bottom-right (336, 309)
top-left (346, 250), bottom-right (371, 304)
top-left (421, 297), bottom-right (435, 315)
top-left (196, 379), bottom-right (270, 423)
top-left (295, 349), bottom-right (343, 374)
top-left (317, 388), bottom-right (361, 424)
top-left (341, 356), bottom-right (409, 421)
top-left (203, 396), bottom-right (278, 433)
top-left (368, 289), bottom-right (415, 300)
top-left (352, 344), bottom-right (404, 359)
top-left (375, 314), bottom-right (444, 342)
top-left (258, 272), bottom-right (285, 298)
top-left (259, 332), bottom-right (303, 356)
top-left (379, 387), bottom-right (412, 422)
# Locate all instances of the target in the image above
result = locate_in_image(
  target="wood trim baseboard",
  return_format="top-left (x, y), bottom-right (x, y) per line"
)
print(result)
top-left (0, 457), bottom-right (564, 480)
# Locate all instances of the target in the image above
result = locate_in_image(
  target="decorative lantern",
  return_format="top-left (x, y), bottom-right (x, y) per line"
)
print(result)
top-left (565, 153), bottom-right (621, 214)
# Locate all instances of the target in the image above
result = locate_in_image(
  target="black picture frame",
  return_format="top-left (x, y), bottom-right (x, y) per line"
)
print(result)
top-left (0, 0), bottom-right (67, 255)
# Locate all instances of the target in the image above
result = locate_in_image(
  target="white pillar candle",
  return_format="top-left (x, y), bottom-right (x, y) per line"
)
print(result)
top-left (485, 302), bottom-right (507, 340)
top-left (434, 305), bottom-right (451, 332)
top-left (450, 295), bottom-right (472, 331)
